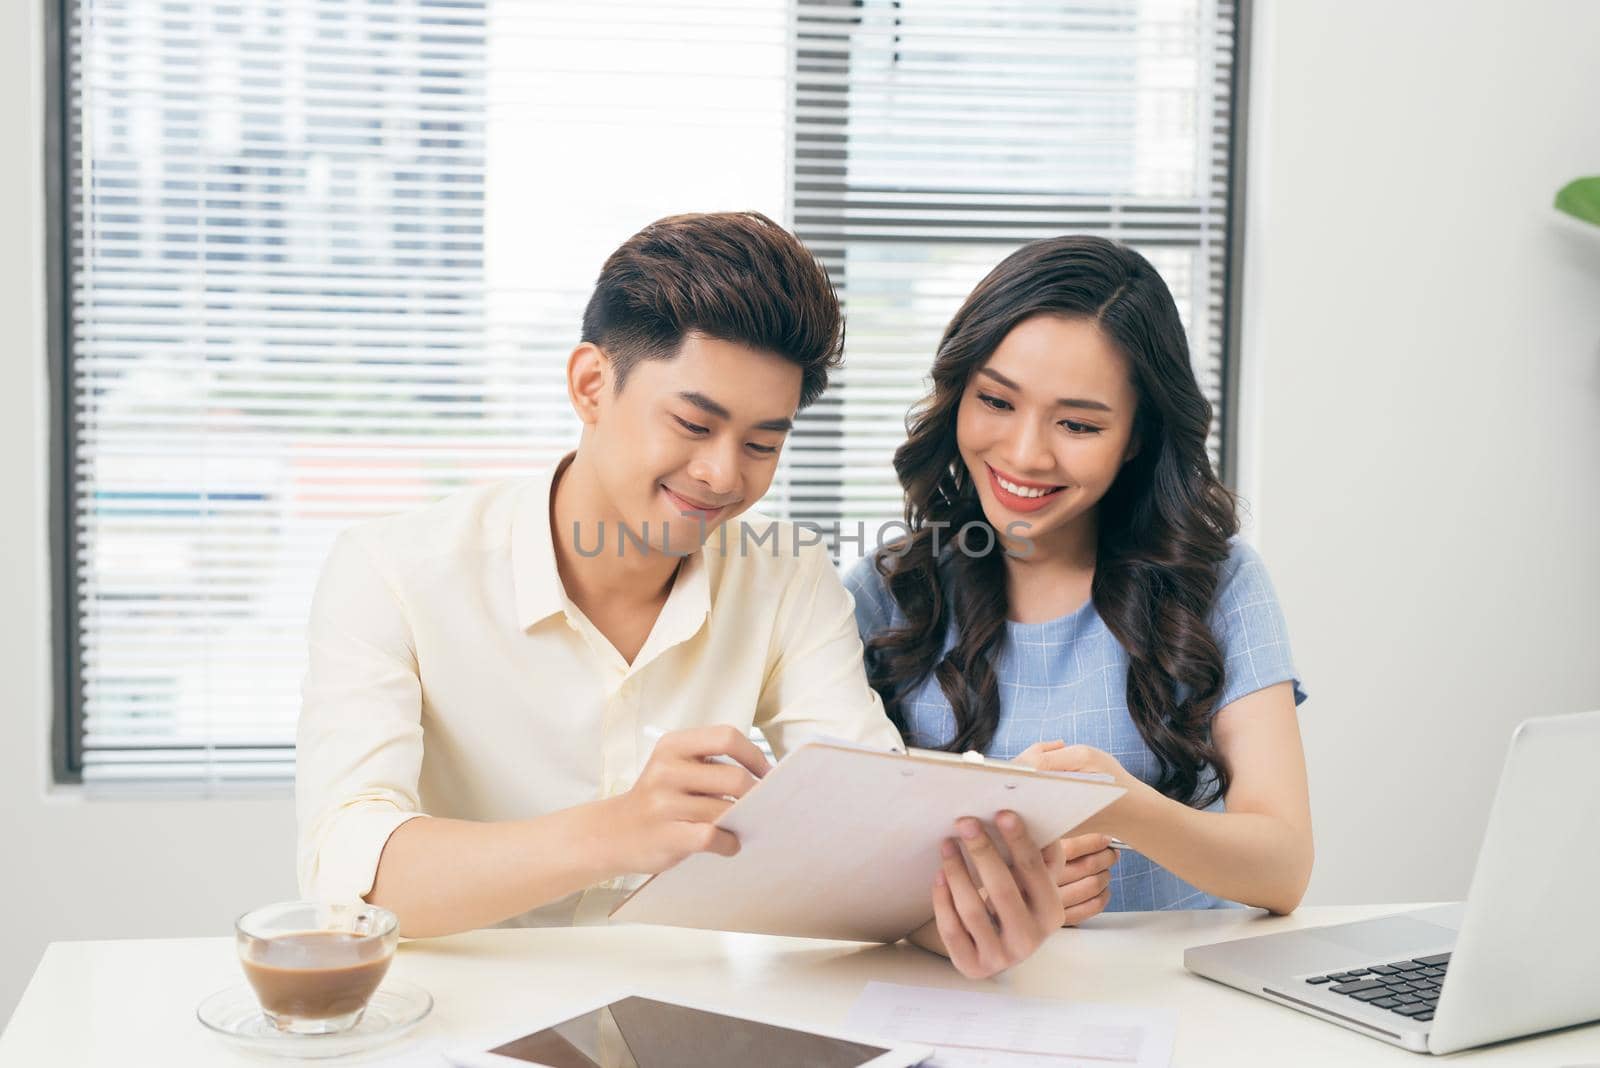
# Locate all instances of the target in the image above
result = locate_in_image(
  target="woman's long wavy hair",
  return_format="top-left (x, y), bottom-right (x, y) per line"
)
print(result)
top-left (864, 236), bottom-right (1239, 807)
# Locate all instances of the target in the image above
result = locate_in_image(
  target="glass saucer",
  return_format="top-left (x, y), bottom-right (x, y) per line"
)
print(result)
top-left (196, 978), bottom-right (433, 1059)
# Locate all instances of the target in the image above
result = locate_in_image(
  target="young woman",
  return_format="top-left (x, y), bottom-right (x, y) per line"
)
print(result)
top-left (846, 236), bottom-right (1312, 918)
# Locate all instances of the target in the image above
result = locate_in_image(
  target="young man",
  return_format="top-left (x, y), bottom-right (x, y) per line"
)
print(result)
top-left (296, 212), bottom-right (1066, 978)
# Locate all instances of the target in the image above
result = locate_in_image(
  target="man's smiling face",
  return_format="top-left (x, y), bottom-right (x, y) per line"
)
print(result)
top-left (583, 332), bottom-right (802, 557)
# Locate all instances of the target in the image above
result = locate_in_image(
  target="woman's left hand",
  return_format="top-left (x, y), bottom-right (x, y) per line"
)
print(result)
top-left (1014, 741), bottom-right (1155, 835)
top-left (1015, 740), bottom-right (1137, 786)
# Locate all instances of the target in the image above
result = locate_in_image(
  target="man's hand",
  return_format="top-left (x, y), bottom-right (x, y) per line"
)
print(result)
top-left (604, 725), bottom-right (771, 875)
top-left (916, 811), bottom-right (1067, 979)
top-left (1053, 833), bottom-right (1118, 925)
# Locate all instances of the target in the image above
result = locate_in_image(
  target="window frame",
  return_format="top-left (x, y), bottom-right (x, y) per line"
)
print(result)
top-left (45, 0), bottom-right (1254, 785)
top-left (47, 0), bottom-right (84, 785)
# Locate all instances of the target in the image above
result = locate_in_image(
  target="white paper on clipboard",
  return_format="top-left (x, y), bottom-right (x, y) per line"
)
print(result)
top-left (609, 741), bottom-right (1124, 943)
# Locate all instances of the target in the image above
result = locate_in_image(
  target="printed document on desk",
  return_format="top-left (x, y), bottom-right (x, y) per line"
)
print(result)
top-left (846, 982), bottom-right (1175, 1068)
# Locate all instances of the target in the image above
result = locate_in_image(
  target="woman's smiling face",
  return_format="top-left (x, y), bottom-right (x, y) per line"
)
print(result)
top-left (955, 313), bottom-right (1141, 555)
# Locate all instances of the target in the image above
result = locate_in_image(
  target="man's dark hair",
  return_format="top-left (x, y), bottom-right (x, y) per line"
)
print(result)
top-left (580, 211), bottom-right (843, 410)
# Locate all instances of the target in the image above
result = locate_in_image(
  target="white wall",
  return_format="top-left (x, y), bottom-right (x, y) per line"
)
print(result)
top-left (0, 1), bottom-right (297, 1026)
top-left (3, 0), bottom-right (1598, 1028)
top-left (1240, 0), bottom-right (1600, 905)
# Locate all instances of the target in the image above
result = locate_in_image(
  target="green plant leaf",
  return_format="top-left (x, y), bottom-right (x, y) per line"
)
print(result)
top-left (1554, 176), bottom-right (1600, 226)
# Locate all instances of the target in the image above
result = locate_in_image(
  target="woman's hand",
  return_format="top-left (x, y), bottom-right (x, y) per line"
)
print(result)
top-left (911, 811), bottom-right (1066, 979)
top-left (1014, 740), bottom-right (1157, 838)
top-left (1015, 739), bottom-right (1139, 789)
top-left (1052, 833), bottom-right (1118, 925)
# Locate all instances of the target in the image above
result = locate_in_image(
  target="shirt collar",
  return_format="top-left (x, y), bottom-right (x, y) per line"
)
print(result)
top-left (511, 452), bottom-right (713, 648)
top-left (511, 453), bottom-right (575, 630)
top-left (638, 548), bottom-right (710, 662)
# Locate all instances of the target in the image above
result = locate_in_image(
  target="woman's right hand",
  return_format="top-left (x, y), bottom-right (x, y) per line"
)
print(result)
top-left (1052, 833), bottom-right (1118, 925)
top-left (1014, 741), bottom-right (1119, 925)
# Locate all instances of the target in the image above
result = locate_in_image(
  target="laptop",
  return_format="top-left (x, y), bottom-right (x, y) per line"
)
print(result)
top-left (1184, 709), bottom-right (1600, 1054)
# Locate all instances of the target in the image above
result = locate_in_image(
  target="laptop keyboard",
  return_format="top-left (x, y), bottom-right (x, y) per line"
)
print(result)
top-left (1303, 953), bottom-right (1451, 1022)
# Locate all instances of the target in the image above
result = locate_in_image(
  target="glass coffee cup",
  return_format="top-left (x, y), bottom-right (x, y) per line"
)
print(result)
top-left (235, 901), bottom-right (400, 1035)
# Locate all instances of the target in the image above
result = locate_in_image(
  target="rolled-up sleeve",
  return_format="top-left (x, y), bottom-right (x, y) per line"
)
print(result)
top-left (754, 543), bottom-right (905, 757)
top-left (296, 529), bottom-right (430, 903)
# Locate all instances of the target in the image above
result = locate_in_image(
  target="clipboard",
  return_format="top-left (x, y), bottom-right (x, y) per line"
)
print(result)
top-left (609, 741), bottom-right (1125, 943)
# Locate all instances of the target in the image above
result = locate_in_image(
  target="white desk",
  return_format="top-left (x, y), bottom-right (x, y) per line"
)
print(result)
top-left (3, 905), bottom-right (1596, 1065)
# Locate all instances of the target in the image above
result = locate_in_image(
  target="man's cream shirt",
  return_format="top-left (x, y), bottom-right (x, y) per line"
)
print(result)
top-left (296, 453), bottom-right (903, 925)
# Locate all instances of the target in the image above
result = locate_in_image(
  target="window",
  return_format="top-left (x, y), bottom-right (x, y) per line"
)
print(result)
top-left (51, 0), bottom-right (1246, 788)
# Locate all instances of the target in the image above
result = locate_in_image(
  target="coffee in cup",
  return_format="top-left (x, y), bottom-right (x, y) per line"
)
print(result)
top-left (235, 901), bottom-right (400, 1035)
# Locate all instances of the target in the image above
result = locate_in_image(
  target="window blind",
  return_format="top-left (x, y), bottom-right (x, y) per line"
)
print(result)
top-left (790, 0), bottom-right (1239, 560)
top-left (59, 0), bottom-right (1241, 789)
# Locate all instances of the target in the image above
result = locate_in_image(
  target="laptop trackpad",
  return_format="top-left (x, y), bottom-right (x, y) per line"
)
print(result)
top-left (1307, 915), bottom-right (1457, 955)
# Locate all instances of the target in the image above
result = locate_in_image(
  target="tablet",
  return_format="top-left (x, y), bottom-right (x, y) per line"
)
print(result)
top-left (448, 991), bottom-right (930, 1068)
